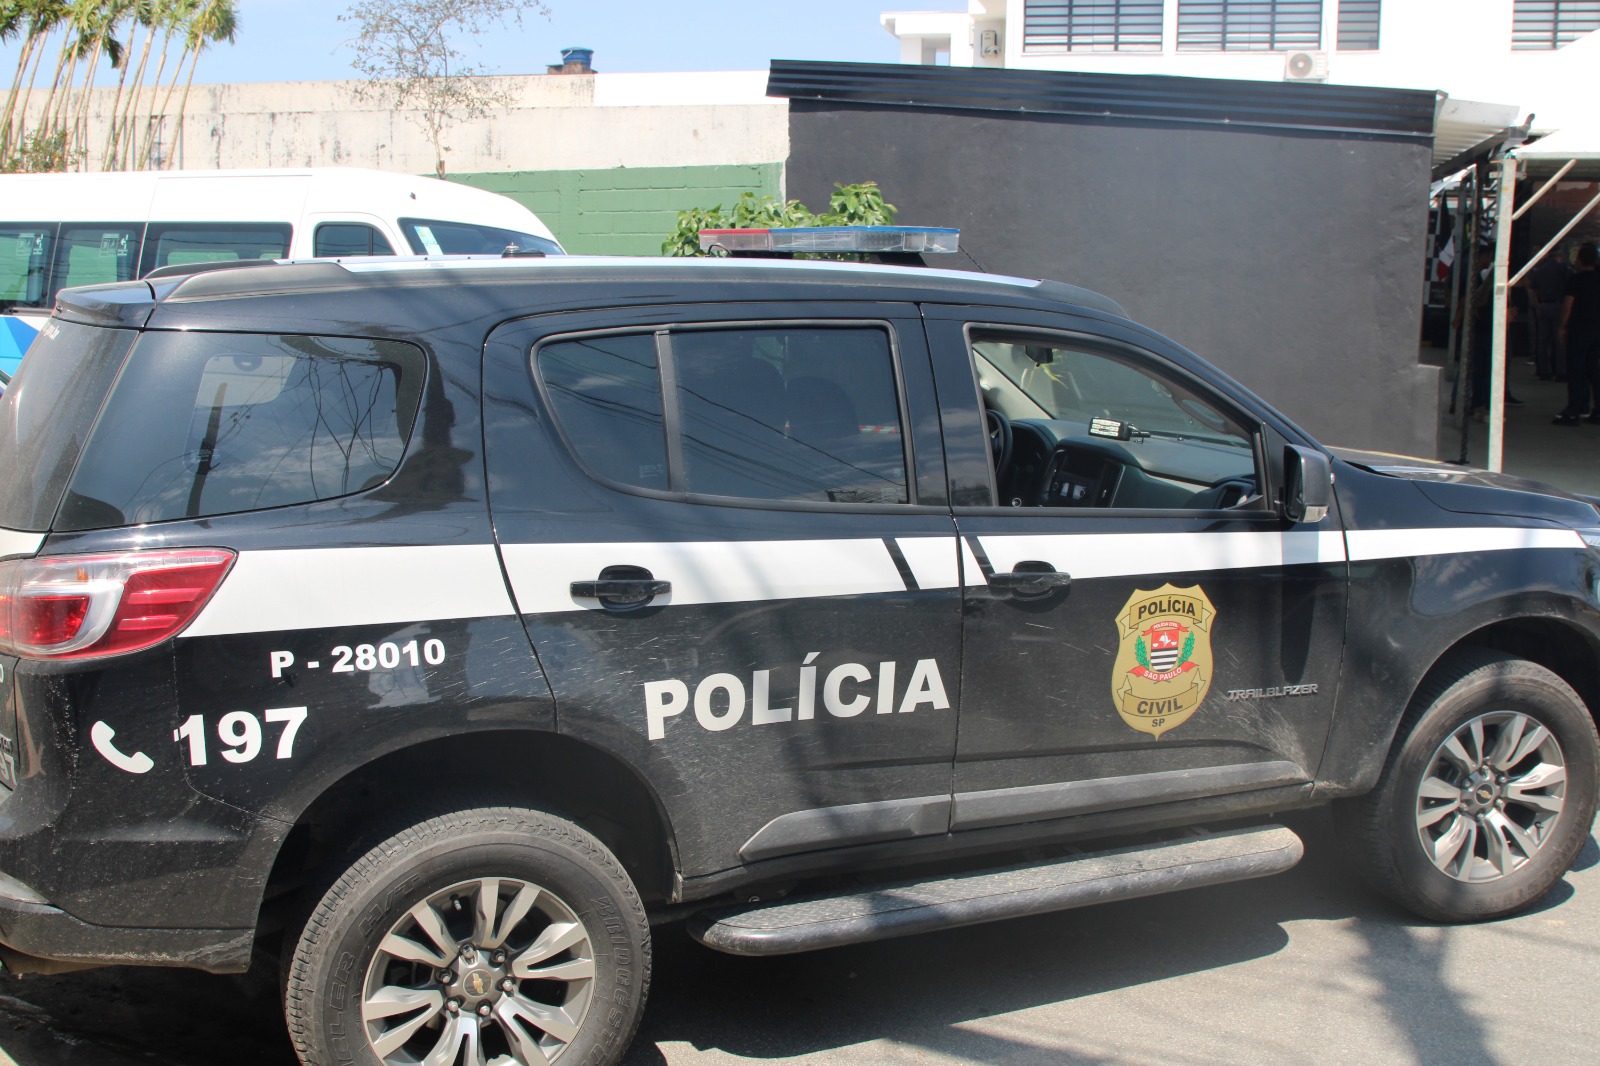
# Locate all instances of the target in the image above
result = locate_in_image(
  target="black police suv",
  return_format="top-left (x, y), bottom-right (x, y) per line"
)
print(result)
top-left (1, 254), bottom-right (1598, 1066)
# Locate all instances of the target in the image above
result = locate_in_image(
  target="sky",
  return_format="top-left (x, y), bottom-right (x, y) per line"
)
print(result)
top-left (1, 0), bottom-right (967, 86)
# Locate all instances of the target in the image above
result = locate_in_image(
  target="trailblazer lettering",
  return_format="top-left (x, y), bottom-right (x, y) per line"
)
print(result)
top-left (643, 655), bottom-right (950, 740)
top-left (1224, 684), bottom-right (1320, 701)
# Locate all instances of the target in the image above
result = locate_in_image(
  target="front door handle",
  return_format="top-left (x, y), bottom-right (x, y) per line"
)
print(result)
top-left (571, 566), bottom-right (671, 609)
top-left (989, 561), bottom-right (1071, 596)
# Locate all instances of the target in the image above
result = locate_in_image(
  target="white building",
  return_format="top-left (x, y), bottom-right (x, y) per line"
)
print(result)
top-left (881, 1), bottom-right (1598, 131)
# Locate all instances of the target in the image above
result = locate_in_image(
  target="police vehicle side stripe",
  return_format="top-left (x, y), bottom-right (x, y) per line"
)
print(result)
top-left (895, 536), bottom-right (962, 591)
top-left (974, 530), bottom-right (1349, 582)
top-left (0, 528), bottom-right (44, 559)
top-left (174, 526), bottom-right (1586, 636)
top-left (1345, 526), bottom-right (1583, 561)
top-left (500, 539), bottom-right (911, 616)
top-left (182, 545), bottom-right (514, 637)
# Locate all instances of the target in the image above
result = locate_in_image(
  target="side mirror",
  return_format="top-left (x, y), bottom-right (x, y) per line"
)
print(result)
top-left (1282, 445), bottom-right (1333, 524)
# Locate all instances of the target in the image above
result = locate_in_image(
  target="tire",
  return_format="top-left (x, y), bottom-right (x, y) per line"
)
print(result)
top-left (285, 806), bottom-right (650, 1066)
top-left (1336, 650), bottom-right (1600, 921)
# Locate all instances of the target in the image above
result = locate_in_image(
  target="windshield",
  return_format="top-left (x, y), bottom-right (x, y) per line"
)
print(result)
top-left (973, 338), bottom-right (1249, 448)
top-left (399, 218), bottom-right (562, 257)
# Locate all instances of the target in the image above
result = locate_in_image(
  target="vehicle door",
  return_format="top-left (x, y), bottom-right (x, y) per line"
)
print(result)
top-left (923, 306), bottom-right (1348, 833)
top-left (482, 302), bottom-right (962, 880)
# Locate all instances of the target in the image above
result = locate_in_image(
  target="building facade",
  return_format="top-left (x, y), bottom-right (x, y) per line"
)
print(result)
top-left (882, 1), bottom-right (1598, 130)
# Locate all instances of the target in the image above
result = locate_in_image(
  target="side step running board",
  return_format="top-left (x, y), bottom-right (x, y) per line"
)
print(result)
top-left (689, 823), bottom-right (1302, 956)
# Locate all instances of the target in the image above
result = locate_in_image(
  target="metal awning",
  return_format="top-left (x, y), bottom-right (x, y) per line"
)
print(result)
top-left (1431, 96), bottom-right (1524, 180)
top-left (1482, 119), bottom-right (1600, 472)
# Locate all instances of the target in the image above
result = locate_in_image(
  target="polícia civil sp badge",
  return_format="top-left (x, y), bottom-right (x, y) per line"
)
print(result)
top-left (1112, 584), bottom-right (1216, 738)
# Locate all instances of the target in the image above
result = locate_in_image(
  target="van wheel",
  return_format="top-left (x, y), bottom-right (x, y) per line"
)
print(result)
top-left (285, 807), bottom-right (649, 1066)
top-left (1336, 650), bottom-right (1599, 921)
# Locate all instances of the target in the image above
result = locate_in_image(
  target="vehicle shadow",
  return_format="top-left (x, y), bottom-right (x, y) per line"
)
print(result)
top-left (621, 810), bottom-right (1597, 1065)
top-left (1, 810), bottom-right (1593, 1066)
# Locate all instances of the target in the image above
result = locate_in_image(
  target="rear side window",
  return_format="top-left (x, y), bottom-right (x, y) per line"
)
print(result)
top-left (138, 223), bottom-right (292, 273)
top-left (0, 224), bottom-right (56, 311)
top-left (57, 333), bottom-right (425, 530)
top-left (537, 334), bottom-right (668, 491)
top-left (536, 324), bottom-right (910, 506)
top-left (50, 225), bottom-right (142, 294)
top-left (314, 223), bottom-right (396, 257)
top-left (0, 320), bottom-right (136, 532)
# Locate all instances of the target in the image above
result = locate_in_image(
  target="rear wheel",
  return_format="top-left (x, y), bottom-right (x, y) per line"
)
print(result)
top-left (285, 806), bottom-right (650, 1066)
top-left (1337, 650), bottom-right (1599, 921)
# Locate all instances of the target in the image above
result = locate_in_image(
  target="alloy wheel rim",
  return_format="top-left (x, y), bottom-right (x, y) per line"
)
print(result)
top-left (1415, 710), bottom-right (1567, 883)
top-left (362, 876), bottom-right (596, 1065)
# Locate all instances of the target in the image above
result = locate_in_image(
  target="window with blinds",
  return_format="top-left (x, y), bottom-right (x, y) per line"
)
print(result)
top-left (1512, 1), bottom-right (1600, 49)
top-left (1337, 1), bottom-right (1380, 50)
top-left (1177, 1), bottom-right (1323, 51)
top-left (1023, 1), bottom-right (1165, 53)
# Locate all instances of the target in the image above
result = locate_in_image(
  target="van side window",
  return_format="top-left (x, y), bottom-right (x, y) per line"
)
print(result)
top-left (139, 223), bottom-right (292, 274)
top-left (0, 224), bottom-right (57, 310)
top-left (51, 225), bottom-right (143, 295)
top-left (314, 223), bottom-right (396, 258)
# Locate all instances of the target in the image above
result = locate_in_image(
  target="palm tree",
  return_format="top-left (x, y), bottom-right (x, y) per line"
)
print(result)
top-left (2, 0), bottom-right (71, 156)
top-left (146, 0), bottom-right (234, 168)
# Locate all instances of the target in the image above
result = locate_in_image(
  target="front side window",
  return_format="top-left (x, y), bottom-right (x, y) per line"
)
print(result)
top-left (537, 324), bottom-right (910, 506)
top-left (400, 218), bottom-right (562, 257)
top-left (58, 333), bottom-right (424, 530)
top-left (1177, 0), bottom-right (1323, 51)
top-left (1023, 1), bottom-right (1165, 53)
top-left (973, 333), bottom-right (1259, 510)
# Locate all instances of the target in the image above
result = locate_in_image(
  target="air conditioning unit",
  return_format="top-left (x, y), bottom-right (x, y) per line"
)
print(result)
top-left (1284, 51), bottom-right (1330, 81)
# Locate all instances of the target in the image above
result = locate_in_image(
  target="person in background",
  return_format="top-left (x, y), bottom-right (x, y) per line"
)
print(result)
top-left (1553, 243), bottom-right (1600, 426)
top-left (1467, 246), bottom-right (1525, 420)
top-left (1528, 245), bottom-right (1570, 381)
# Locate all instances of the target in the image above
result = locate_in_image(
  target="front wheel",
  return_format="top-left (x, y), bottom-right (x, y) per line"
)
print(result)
top-left (1337, 650), bottom-right (1600, 921)
top-left (285, 807), bottom-right (650, 1066)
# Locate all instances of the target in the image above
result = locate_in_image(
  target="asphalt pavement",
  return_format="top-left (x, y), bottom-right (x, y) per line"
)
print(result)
top-left (3, 808), bottom-right (1597, 1066)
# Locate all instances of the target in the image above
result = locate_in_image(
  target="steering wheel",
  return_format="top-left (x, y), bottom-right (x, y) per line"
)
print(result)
top-left (985, 408), bottom-right (1012, 481)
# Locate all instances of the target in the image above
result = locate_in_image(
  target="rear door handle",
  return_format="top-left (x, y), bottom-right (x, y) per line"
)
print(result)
top-left (570, 567), bottom-right (671, 609)
top-left (989, 562), bottom-right (1071, 595)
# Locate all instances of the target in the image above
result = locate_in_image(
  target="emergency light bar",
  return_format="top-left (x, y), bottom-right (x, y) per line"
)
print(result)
top-left (698, 226), bottom-right (960, 256)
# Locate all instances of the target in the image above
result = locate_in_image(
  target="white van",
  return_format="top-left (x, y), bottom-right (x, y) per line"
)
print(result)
top-left (0, 168), bottom-right (563, 374)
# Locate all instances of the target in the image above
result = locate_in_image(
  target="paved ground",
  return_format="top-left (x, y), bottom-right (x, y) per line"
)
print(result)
top-left (3, 808), bottom-right (1598, 1066)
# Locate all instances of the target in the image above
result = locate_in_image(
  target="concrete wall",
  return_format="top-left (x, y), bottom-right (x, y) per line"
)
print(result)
top-left (787, 101), bottom-right (1440, 458)
top-left (15, 70), bottom-right (789, 255)
top-left (451, 163), bottom-right (782, 255)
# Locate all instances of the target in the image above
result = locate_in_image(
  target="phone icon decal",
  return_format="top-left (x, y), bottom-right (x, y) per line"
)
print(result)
top-left (90, 721), bottom-right (154, 775)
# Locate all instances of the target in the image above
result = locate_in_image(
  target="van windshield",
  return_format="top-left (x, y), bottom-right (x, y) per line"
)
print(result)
top-left (399, 217), bottom-right (562, 256)
top-left (0, 320), bottom-right (135, 532)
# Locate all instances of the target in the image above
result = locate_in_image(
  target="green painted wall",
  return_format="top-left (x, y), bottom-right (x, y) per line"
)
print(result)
top-left (452, 163), bottom-right (783, 255)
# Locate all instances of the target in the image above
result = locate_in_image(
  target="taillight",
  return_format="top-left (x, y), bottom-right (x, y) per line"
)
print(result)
top-left (0, 549), bottom-right (236, 660)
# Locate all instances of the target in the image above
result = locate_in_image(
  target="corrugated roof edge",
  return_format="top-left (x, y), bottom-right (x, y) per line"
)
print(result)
top-left (767, 60), bottom-right (1436, 142)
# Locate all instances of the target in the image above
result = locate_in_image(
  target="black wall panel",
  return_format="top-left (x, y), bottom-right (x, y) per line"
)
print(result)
top-left (781, 78), bottom-right (1439, 458)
